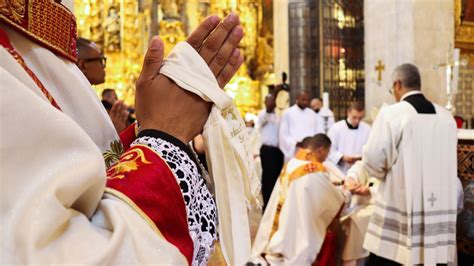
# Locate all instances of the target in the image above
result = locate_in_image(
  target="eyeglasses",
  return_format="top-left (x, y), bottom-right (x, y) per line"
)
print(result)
top-left (83, 55), bottom-right (107, 67)
top-left (389, 80), bottom-right (399, 95)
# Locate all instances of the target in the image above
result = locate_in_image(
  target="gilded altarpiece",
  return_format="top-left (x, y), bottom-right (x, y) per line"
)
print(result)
top-left (75, 0), bottom-right (274, 113)
top-left (75, 0), bottom-right (152, 106)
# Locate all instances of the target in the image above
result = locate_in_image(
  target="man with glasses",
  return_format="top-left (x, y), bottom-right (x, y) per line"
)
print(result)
top-left (77, 38), bottom-right (130, 132)
top-left (77, 37), bottom-right (107, 85)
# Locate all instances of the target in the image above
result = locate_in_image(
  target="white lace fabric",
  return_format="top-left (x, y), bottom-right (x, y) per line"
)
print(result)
top-left (133, 136), bottom-right (218, 266)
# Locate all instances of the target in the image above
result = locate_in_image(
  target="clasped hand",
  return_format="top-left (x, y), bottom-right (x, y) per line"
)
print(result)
top-left (135, 13), bottom-right (244, 144)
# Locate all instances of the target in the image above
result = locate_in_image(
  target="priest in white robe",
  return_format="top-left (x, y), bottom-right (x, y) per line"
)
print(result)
top-left (251, 134), bottom-right (346, 265)
top-left (1, 3), bottom-right (251, 264)
top-left (327, 101), bottom-right (371, 173)
top-left (362, 64), bottom-right (458, 265)
top-left (279, 90), bottom-right (325, 161)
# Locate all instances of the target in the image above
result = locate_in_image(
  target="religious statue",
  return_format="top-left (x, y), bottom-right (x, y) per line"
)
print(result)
top-left (161, 0), bottom-right (181, 20)
top-left (105, 6), bottom-right (121, 52)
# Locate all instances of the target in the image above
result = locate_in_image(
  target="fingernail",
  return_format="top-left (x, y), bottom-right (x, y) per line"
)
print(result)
top-left (232, 48), bottom-right (240, 58)
top-left (210, 15), bottom-right (220, 24)
top-left (149, 37), bottom-right (162, 50)
top-left (232, 26), bottom-right (243, 36)
top-left (227, 12), bottom-right (238, 23)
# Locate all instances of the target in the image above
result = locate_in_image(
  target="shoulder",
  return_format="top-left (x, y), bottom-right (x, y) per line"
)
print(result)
top-left (359, 121), bottom-right (371, 130)
top-left (374, 102), bottom-right (414, 121)
top-left (433, 104), bottom-right (456, 126)
top-left (329, 120), bottom-right (345, 132)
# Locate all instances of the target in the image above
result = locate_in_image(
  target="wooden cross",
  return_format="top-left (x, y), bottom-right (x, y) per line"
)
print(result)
top-left (428, 193), bottom-right (437, 207)
top-left (375, 60), bottom-right (385, 82)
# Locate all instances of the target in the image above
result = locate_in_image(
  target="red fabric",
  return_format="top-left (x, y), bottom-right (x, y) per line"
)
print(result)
top-left (0, 0), bottom-right (78, 62)
top-left (106, 145), bottom-right (193, 265)
top-left (454, 116), bottom-right (464, 129)
top-left (119, 122), bottom-right (137, 150)
top-left (314, 231), bottom-right (337, 266)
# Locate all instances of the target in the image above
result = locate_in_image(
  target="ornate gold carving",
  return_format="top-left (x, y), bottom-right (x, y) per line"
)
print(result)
top-left (75, 0), bottom-right (151, 106)
top-left (455, 0), bottom-right (474, 49)
top-left (0, 0), bottom-right (26, 23)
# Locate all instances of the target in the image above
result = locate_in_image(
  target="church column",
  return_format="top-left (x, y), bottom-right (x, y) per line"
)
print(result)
top-left (364, 0), bottom-right (454, 121)
top-left (273, 0), bottom-right (289, 83)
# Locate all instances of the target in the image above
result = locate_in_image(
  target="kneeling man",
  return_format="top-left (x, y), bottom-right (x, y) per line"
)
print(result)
top-left (251, 134), bottom-right (346, 265)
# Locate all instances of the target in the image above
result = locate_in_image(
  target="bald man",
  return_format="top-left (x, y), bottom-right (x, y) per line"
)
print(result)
top-left (279, 90), bottom-right (325, 161)
top-left (77, 38), bottom-right (106, 85)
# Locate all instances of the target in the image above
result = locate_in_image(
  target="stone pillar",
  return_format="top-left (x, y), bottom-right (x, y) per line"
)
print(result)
top-left (364, 0), bottom-right (454, 121)
top-left (273, 0), bottom-right (289, 82)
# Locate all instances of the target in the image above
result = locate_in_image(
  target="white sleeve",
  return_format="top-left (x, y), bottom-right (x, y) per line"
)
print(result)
top-left (362, 108), bottom-right (398, 180)
top-left (327, 125), bottom-right (344, 165)
top-left (315, 113), bottom-right (325, 134)
top-left (279, 112), bottom-right (297, 161)
top-left (0, 67), bottom-right (186, 264)
top-left (257, 110), bottom-right (268, 130)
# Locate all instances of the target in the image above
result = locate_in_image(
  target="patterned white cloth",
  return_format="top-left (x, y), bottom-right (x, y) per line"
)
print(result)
top-left (135, 136), bottom-right (218, 266)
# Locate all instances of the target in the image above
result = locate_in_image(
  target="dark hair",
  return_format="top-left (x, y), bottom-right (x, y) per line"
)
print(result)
top-left (76, 37), bottom-right (93, 59)
top-left (296, 136), bottom-right (313, 149)
top-left (307, 134), bottom-right (332, 149)
top-left (102, 88), bottom-right (116, 98)
top-left (282, 72), bottom-right (287, 82)
top-left (347, 101), bottom-right (365, 112)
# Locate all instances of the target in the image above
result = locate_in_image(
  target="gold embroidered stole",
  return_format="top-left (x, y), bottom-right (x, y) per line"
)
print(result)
top-left (270, 149), bottom-right (326, 237)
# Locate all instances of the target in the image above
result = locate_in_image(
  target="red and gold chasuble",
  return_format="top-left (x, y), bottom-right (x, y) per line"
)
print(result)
top-left (1, 1), bottom-right (193, 264)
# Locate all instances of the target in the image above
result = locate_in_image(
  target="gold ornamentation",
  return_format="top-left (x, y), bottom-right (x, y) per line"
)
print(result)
top-left (107, 146), bottom-right (152, 180)
top-left (103, 139), bottom-right (124, 168)
top-left (0, 0), bottom-right (26, 23)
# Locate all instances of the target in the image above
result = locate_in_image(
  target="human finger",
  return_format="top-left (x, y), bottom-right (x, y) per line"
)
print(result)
top-left (208, 25), bottom-right (243, 76)
top-left (186, 15), bottom-right (221, 50)
top-left (199, 12), bottom-right (240, 64)
top-left (138, 37), bottom-right (164, 83)
top-left (217, 50), bottom-right (244, 88)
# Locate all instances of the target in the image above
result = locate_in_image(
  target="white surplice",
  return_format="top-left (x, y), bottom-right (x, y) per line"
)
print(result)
top-left (0, 24), bottom-right (186, 264)
top-left (327, 120), bottom-right (371, 174)
top-left (279, 105), bottom-right (325, 161)
top-left (361, 98), bottom-right (458, 265)
top-left (251, 157), bottom-right (345, 265)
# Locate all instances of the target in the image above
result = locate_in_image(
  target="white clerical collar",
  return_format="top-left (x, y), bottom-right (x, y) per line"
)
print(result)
top-left (401, 90), bottom-right (423, 101)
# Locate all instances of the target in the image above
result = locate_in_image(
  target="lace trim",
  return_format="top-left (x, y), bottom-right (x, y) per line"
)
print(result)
top-left (134, 136), bottom-right (218, 266)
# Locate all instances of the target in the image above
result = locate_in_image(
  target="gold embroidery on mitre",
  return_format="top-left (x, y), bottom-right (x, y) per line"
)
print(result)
top-left (107, 147), bottom-right (151, 179)
top-left (0, 0), bottom-right (26, 23)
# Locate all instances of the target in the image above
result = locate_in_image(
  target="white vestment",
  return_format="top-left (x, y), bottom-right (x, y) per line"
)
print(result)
top-left (251, 157), bottom-right (345, 265)
top-left (361, 98), bottom-right (458, 265)
top-left (341, 161), bottom-right (379, 261)
top-left (279, 105), bottom-right (325, 161)
top-left (318, 107), bottom-right (335, 133)
top-left (327, 120), bottom-right (371, 174)
top-left (0, 25), bottom-right (186, 263)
